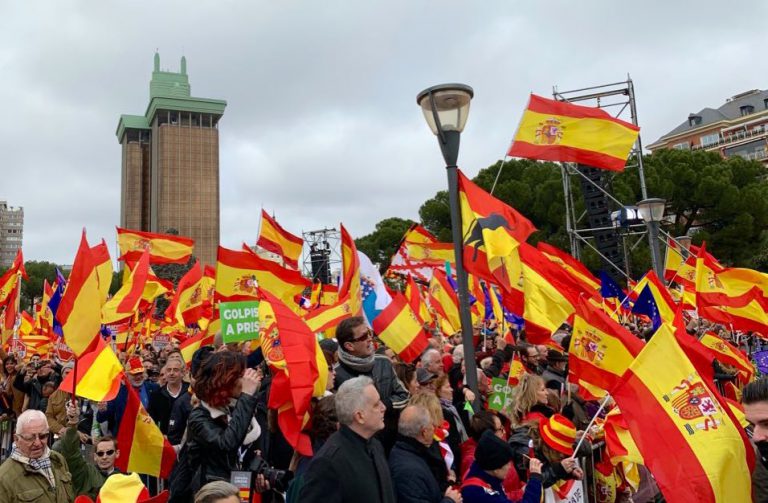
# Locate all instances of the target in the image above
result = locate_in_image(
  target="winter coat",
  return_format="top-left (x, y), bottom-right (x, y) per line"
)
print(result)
top-left (334, 355), bottom-right (409, 411)
top-left (167, 391), bottom-right (193, 445)
top-left (459, 438), bottom-right (524, 500)
top-left (57, 426), bottom-right (119, 498)
top-left (147, 382), bottom-right (190, 435)
top-left (389, 436), bottom-right (455, 503)
top-left (0, 450), bottom-right (74, 502)
top-left (461, 462), bottom-right (541, 503)
top-left (300, 425), bottom-right (396, 503)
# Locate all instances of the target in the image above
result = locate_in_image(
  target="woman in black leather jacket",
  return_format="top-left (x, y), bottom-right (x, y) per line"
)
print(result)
top-left (185, 351), bottom-right (263, 488)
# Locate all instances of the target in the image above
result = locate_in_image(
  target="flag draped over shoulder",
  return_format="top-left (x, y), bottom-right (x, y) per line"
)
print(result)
top-left (58, 337), bottom-right (123, 402)
top-left (507, 94), bottom-right (640, 172)
top-left (115, 381), bottom-right (176, 478)
top-left (117, 227), bottom-right (194, 265)
top-left (261, 289), bottom-right (327, 456)
top-left (57, 232), bottom-right (102, 357)
top-left (611, 324), bottom-right (754, 503)
top-left (257, 210), bottom-right (304, 270)
top-left (458, 169), bottom-right (536, 292)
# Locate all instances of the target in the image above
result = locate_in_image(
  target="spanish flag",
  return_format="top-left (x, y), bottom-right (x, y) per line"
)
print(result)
top-left (90, 239), bottom-right (113, 305)
top-left (35, 279), bottom-right (54, 334)
top-left (458, 169), bottom-right (536, 292)
top-left (663, 238), bottom-right (698, 287)
top-left (58, 337), bottom-right (124, 402)
top-left (57, 232), bottom-right (101, 357)
top-left (0, 275), bottom-right (19, 345)
top-left (261, 289), bottom-right (327, 456)
top-left (507, 94), bottom-right (640, 172)
top-left (373, 292), bottom-right (429, 364)
top-left (241, 245), bottom-right (310, 307)
top-left (603, 408), bottom-right (644, 466)
top-left (117, 227), bottom-right (194, 265)
top-left (165, 262), bottom-right (207, 326)
top-left (537, 242), bottom-right (600, 292)
top-left (115, 380), bottom-right (176, 478)
top-left (611, 323), bottom-right (754, 502)
top-left (0, 249), bottom-right (26, 306)
top-left (428, 269), bottom-right (461, 335)
top-left (699, 332), bottom-right (754, 385)
top-left (569, 297), bottom-right (643, 393)
top-left (388, 224), bottom-right (439, 282)
top-left (178, 331), bottom-right (214, 367)
top-left (257, 209), bottom-right (304, 270)
top-left (405, 274), bottom-right (431, 325)
top-left (506, 353), bottom-right (526, 386)
top-left (405, 241), bottom-right (456, 267)
top-left (101, 249), bottom-right (150, 324)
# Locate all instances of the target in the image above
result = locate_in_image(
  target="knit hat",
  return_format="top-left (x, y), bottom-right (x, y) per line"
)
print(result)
top-left (475, 430), bottom-right (515, 470)
top-left (539, 413), bottom-right (576, 455)
top-left (127, 357), bottom-right (145, 374)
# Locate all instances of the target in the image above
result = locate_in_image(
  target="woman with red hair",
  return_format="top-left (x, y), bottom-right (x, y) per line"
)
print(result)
top-left (184, 351), bottom-right (263, 490)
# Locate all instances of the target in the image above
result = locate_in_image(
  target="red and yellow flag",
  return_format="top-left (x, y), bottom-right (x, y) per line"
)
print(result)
top-left (458, 169), bottom-right (536, 292)
top-left (428, 269), bottom-right (460, 335)
top-left (261, 289), bottom-right (328, 456)
top-left (58, 337), bottom-right (124, 402)
top-left (90, 239), bottom-right (113, 305)
top-left (372, 292), bottom-right (429, 364)
top-left (405, 274), bottom-right (431, 325)
top-left (537, 242), bottom-right (600, 292)
top-left (101, 249), bottom-right (150, 324)
top-left (115, 380), bottom-right (176, 478)
top-left (178, 331), bottom-right (214, 368)
top-left (387, 224), bottom-right (438, 282)
top-left (699, 332), bottom-right (755, 385)
top-left (0, 249), bottom-right (26, 306)
top-left (507, 94), bottom-right (640, 172)
top-left (117, 227), bottom-right (194, 265)
top-left (165, 262), bottom-right (212, 327)
top-left (569, 297), bottom-right (644, 393)
top-left (57, 232), bottom-right (101, 357)
top-left (405, 241), bottom-right (455, 268)
top-left (611, 324), bottom-right (754, 502)
top-left (257, 210), bottom-right (304, 270)
top-left (663, 238), bottom-right (698, 287)
top-left (506, 353), bottom-right (526, 386)
top-left (603, 408), bottom-right (644, 466)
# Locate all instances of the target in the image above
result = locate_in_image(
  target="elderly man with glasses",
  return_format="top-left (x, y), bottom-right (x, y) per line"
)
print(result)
top-left (55, 400), bottom-right (121, 499)
top-left (0, 409), bottom-right (73, 502)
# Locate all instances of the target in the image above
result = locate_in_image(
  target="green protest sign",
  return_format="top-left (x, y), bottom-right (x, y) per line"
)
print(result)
top-left (488, 377), bottom-right (513, 412)
top-left (220, 301), bottom-right (260, 343)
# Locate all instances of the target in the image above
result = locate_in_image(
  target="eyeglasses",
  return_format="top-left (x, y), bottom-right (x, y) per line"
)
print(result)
top-left (17, 432), bottom-right (49, 442)
top-left (350, 329), bottom-right (373, 343)
top-left (96, 449), bottom-right (116, 457)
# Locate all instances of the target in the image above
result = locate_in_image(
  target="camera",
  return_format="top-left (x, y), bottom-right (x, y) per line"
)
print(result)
top-left (248, 456), bottom-right (293, 492)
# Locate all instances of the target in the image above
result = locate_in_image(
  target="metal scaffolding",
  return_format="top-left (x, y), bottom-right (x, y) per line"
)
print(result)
top-left (302, 228), bottom-right (342, 284)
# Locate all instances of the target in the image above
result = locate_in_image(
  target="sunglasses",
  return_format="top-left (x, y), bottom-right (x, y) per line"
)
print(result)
top-left (96, 449), bottom-right (116, 457)
top-left (350, 329), bottom-right (373, 343)
top-left (17, 432), bottom-right (49, 442)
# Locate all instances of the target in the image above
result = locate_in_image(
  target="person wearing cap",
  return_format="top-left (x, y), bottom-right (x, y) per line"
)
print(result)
top-left (509, 414), bottom-right (583, 489)
top-left (97, 357), bottom-right (160, 436)
top-left (461, 430), bottom-right (542, 503)
top-left (388, 405), bottom-right (462, 503)
top-left (74, 472), bottom-right (168, 503)
top-left (417, 367), bottom-right (438, 392)
top-left (0, 409), bottom-right (74, 502)
top-left (541, 350), bottom-right (568, 390)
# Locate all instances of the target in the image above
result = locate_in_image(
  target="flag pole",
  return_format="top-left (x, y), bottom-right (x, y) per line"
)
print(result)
top-left (573, 393), bottom-right (611, 456)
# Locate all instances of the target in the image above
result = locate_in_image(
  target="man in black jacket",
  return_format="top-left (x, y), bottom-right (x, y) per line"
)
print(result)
top-left (389, 405), bottom-right (461, 503)
top-left (334, 316), bottom-right (409, 451)
top-left (148, 357), bottom-right (189, 435)
top-left (300, 375), bottom-right (395, 503)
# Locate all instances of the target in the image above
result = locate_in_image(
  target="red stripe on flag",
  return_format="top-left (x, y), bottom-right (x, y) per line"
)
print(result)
top-left (508, 141), bottom-right (628, 172)
top-left (526, 94), bottom-right (640, 129)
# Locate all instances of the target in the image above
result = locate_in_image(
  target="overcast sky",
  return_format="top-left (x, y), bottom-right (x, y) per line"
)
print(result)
top-left (2, 1), bottom-right (765, 266)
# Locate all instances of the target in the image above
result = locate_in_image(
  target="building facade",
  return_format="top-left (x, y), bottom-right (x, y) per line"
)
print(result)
top-left (117, 53), bottom-right (226, 265)
top-left (648, 89), bottom-right (768, 163)
top-left (0, 201), bottom-right (23, 268)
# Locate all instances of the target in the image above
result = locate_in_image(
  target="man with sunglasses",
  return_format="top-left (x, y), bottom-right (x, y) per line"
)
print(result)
top-left (0, 409), bottom-right (73, 502)
top-left (335, 316), bottom-right (410, 452)
top-left (55, 400), bottom-right (121, 499)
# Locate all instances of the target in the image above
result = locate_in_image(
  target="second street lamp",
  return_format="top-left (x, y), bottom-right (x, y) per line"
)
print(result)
top-left (417, 83), bottom-right (480, 405)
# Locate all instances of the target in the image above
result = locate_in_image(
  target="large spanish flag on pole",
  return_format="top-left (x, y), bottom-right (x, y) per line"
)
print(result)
top-left (115, 380), bottom-right (176, 478)
top-left (257, 209), bottom-right (304, 270)
top-left (117, 227), bottom-right (194, 265)
top-left (611, 323), bottom-right (754, 502)
top-left (57, 232), bottom-right (102, 357)
top-left (507, 94), bottom-right (640, 172)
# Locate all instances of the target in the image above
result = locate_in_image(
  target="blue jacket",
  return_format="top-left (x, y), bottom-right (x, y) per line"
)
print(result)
top-left (97, 381), bottom-right (159, 435)
top-left (461, 462), bottom-right (541, 503)
top-left (389, 436), bottom-right (454, 503)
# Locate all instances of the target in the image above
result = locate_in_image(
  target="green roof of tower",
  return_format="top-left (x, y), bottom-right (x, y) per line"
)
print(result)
top-left (116, 52), bottom-right (226, 141)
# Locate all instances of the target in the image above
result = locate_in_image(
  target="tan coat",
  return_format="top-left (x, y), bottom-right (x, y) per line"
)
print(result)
top-left (0, 450), bottom-right (74, 502)
top-left (45, 389), bottom-right (69, 435)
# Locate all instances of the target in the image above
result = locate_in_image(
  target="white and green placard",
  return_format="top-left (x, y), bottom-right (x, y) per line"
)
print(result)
top-left (488, 377), bottom-right (514, 412)
top-left (220, 301), bottom-right (261, 343)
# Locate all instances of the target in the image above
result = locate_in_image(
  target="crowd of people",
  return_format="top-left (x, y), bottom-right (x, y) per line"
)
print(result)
top-left (0, 311), bottom-right (763, 503)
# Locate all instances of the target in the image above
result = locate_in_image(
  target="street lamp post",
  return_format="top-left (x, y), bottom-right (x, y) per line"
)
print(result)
top-left (416, 84), bottom-right (480, 404)
top-left (637, 198), bottom-right (666, 280)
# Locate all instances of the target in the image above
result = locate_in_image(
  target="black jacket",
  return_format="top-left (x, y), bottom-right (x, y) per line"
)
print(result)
top-left (300, 425), bottom-right (396, 503)
top-left (148, 382), bottom-right (190, 435)
top-left (167, 392), bottom-right (193, 445)
top-left (185, 392), bottom-right (260, 486)
top-left (389, 436), bottom-right (454, 503)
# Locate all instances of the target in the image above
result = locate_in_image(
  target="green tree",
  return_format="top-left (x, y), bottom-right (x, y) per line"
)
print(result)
top-left (19, 261), bottom-right (59, 311)
top-left (355, 217), bottom-right (415, 274)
